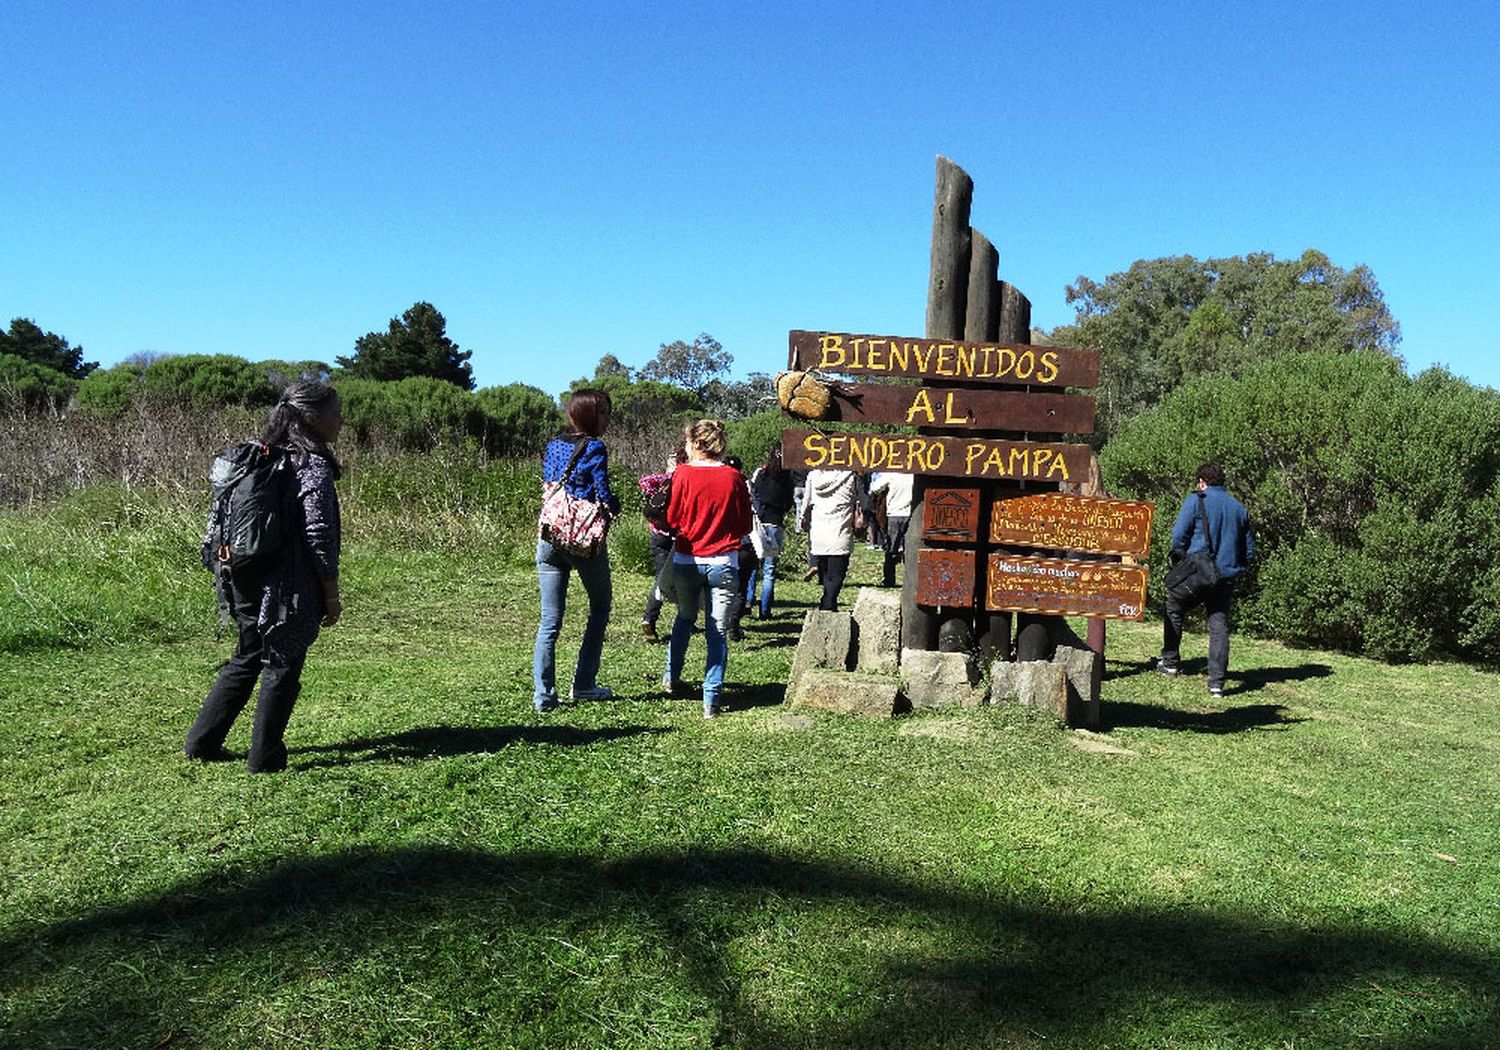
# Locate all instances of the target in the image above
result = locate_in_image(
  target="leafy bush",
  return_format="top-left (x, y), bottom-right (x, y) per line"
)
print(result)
top-left (1102, 351), bottom-right (1500, 660)
top-left (139, 354), bottom-right (278, 411)
top-left (0, 353), bottom-right (77, 412)
top-left (74, 362), bottom-right (145, 414)
top-left (474, 383), bottom-right (562, 457)
top-left (336, 376), bottom-right (481, 453)
top-left (726, 408), bottom-right (786, 471)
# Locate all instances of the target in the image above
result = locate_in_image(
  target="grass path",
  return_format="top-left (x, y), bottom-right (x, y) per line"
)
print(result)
top-left (2, 540), bottom-right (1498, 1047)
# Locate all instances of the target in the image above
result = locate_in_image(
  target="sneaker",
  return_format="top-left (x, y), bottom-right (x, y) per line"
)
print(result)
top-left (703, 705), bottom-right (721, 719)
top-left (185, 746), bottom-right (236, 763)
top-left (640, 621), bottom-right (661, 643)
top-left (1208, 686), bottom-right (1224, 700)
top-left (727, 623), bottom-right (745, 642)
top-left (661, 673), bottom-right (685, 695)
top-left (570, 685), bottom-right (615, 701)
top-left (1155, 659), bottom-right (1180, 677)
top-left (534, 698), bottom-right (560, 714)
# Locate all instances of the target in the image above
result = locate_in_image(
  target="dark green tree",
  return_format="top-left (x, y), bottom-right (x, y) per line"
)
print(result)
top-left (1046, 250), bottom-right (1401, 443)
top-left (337, 302), bottom-right (475, 390)
top-left (637, 333), bottom-right (732, 396)
top-left (1, 317), bottom-right (97, 378)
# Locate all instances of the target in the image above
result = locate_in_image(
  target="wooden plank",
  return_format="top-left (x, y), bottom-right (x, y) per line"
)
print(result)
top-left (916, 548), bottom-right (976, 608)
top-left (989, 492), bottom-right (1155, 558)
top-left (782, 428), bottom-right (1092, 484)
top-left (922, 487), bottom-right (981, 543)
top-left (788, 329), bottom-right (1099, 389)
top-left (985, 553), bottom-right (1148, 622)
top-left (813, 382), bottom-right (1095, 434)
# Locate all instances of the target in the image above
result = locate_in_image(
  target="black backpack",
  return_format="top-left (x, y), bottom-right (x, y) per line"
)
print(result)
top-left (202, 442), bottom-right (292, 574)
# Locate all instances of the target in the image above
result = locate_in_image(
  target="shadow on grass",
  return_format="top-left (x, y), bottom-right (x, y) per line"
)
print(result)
top-left (1108, 658), bottom-right (1334, 694)
top-left (293, 724), bottom-right (668, 768)
top-left (3, 846), bottom-right (1494, 1048)
top-left (1103, 701), bottom-right (1308, 734)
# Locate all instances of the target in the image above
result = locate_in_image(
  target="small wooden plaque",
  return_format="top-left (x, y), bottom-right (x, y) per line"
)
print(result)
top-left (922, 487), bottom-right (981, 544)
top-left (916, 548), bottom-right (976, 608)
top-left (985, 553), bottom-right (1148, 621)
top-left (989, 492), bottom-right (1154, 558)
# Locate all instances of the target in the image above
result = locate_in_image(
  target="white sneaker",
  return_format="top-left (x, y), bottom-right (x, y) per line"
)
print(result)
top-left (570, 685), bottom-right (615, 701)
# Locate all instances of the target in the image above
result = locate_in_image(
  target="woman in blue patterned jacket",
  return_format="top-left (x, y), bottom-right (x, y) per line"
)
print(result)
top-left (184, 380), bottom-right (343, 773)
top-left (533, 388), bottom-right (622, 712)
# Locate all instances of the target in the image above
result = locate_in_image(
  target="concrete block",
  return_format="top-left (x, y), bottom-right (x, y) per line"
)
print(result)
top-left (852, 588), bottom-right (902, 674)
top-left (789, 669), bottom-right (902, 717)
top-left (900, 648), bottom-right (986, 709)
top-left (991, 659), bottom-right (1069, 721)
top-left (1052, 645), bottom-right (1103, 730)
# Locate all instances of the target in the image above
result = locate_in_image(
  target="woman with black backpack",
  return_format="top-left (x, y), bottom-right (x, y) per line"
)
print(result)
top-left (184, 379), bottom-right (344, 773)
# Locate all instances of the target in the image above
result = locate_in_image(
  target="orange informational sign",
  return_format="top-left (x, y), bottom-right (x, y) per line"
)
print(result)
top-left (989, 492), bottom-right (1154, 558)
top-left (922, 488), bottom-right (981, 544)
top-left (986, 553), bottom-right (1148, 621)
top-left (916, 548), bottom-right (976, 608)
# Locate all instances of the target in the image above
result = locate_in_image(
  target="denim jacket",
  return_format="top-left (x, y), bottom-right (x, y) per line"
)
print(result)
top-left (1170, 484), bottom-right (1254, 579)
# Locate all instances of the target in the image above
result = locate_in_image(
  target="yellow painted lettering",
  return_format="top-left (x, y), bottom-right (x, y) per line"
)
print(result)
top-left (889, 342), bottom-right (911, 372)
top-left (818, 335), bottom-right (846, 370)
top-left (943, 392), bottom-right (967, 424)
top-left (985, 446), bottom-right (1006, 475)
top-left (955, 344), bottom-right (976, 377)
top-left (913, 344), bottom-right (933, 372)
top-left (980, 346), bottom-right (996, 377)
top-left (1008, 447), bottom-right (1029, 477)
top-left (1048, 452), bottom-right (1071, 481)
top-left (997, 347), bottom-right (1016, 379)
top-left (927, 441), bottom-right (946, 471)
top-left (965, 443), bottom-right (986, 475)
top-left (906, 389), bottom-right (936, 424)
top-left (867, 342), bottom-right (886, 371)
top-left (803, 432), bottom-right (828, 468)
top-left (935, 344), bottom-right (955, 376)
top-left (848, 435), bottom-right (868, 469)
top-left (1032, 448), bottom-right (1053, 477)
top-left (1016, 349), bottom-right (1036, 380)
top-left (829, 435), bottom-right (848, 465)
top-left (849, 338), bottom-right (865, 370)
top-left (1037, 350), bottom-right (1060, 384)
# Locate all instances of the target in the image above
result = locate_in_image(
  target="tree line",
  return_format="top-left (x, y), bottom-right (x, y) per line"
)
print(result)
top-left (6, 250), bottom-right (1499, 662)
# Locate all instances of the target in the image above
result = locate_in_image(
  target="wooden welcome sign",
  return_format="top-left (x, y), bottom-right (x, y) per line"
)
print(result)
top-left (779, 326), bottom-right (1152, 622)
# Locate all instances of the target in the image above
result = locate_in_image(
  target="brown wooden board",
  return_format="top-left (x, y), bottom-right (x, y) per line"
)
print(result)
top-left (812, 382), bottom-right (1095, 434)
top-left (989, 492), bottom-right (1155, 558)
top-left (985, 553), bottom-right (1148, 621)
top-left (782, 428), bottom-right (1091, 484)
top-left (916, 548), bottom-right (976, 608)
top-left (788, 329), bottom-right (1099, 389)
top-left (922, 488), bottom-right (981, 544)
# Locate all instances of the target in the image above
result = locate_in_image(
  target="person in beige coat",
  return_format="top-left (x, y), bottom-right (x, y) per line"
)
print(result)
top-left (799, 468), bottom-right (858, 610)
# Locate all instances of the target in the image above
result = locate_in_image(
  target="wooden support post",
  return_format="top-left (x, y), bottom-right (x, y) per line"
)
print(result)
top-left (998, 281), bottom-right (1032, 344)
top-left (904, 155), bottom-right (973, 652)
top-left (965, 230), bottom-right (1000, 344)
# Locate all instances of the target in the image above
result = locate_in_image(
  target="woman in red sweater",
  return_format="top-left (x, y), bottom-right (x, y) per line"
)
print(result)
top-left (664, 419), bottom-right (753, 718)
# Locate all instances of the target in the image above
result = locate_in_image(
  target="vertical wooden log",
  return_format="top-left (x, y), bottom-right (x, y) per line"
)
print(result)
top-left (904, 156), bottom-right (972, 652)
top-left (998, 281), bottom-right (1032, 344)
top-left (964, 230), bottom-right (1000, 344)
top-left (925, 157), bottom-right (973, 342)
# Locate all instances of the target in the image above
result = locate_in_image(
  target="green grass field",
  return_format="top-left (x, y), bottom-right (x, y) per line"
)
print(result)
top-left (2, 488), bottom-right (1498, 1048)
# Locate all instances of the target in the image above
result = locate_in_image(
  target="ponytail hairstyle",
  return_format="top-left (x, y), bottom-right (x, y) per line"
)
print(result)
top-left (261, 380), bottom-right (342, 478)
top-left (684, 418), bottom-right (726, 460)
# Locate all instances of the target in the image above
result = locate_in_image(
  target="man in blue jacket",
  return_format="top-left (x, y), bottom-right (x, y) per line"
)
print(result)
top-left (1157, 462), bottom-right (1254, 699)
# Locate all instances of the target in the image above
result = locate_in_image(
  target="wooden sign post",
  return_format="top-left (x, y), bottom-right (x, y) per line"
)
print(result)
top-left (779, 155), bottom-right (1154, 694)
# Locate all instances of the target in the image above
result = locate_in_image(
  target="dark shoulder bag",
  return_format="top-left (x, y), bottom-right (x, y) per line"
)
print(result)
top-left (1164, 493), bottom-right (1221, 602)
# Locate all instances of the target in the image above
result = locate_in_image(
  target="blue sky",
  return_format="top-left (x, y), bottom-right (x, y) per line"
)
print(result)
top-left (3, 1), bottom-right (1497, 396)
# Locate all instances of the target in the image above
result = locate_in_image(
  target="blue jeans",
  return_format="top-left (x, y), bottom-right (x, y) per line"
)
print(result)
top-left (533, 539), bottom-right (612, 709)
top-left (744, 525), bottom-right (783, 617)
top-left (667, 561), bottom-right (739, 710)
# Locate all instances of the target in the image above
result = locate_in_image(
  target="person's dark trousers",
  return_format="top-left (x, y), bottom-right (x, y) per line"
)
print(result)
top-left (816, 553), bottom-right (850, 611)
top-left (1161, 579), bottom-right (1235, 692)
top-left (882, 516), bottom-right (910, 587)
top-left (642, 532), bottom-right (675, 627)
top-left (185, 579), bottom-right (308, 773)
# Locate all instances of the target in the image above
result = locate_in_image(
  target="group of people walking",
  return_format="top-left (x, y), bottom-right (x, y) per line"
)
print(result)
top-left (181, 381), bottom-right (1253, 773)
